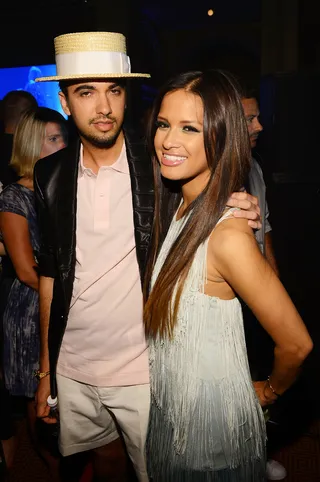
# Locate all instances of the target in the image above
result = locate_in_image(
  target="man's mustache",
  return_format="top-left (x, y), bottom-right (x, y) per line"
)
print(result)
top-left (89, 116), bottom-right (116, 124)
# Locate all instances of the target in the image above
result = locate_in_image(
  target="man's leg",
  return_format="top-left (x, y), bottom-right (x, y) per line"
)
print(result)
top-left (91, 438), bottom-right (132, 482)
top-left (99, 384), bottom-right (150, 482)
top-left (57, 374), bottom-right (125, 481)
top-left (60, 439), bottom-right (131, 482)
top-left (60, 451), bottom-right (90, 482)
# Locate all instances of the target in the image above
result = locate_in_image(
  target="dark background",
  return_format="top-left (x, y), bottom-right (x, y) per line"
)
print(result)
top-left (1, 0), bottom-right (319, 438)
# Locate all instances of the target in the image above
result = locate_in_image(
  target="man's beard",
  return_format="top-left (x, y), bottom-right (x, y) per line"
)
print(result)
top-left (250, 134), bottom-right (258, 147)
top-left (79, 123), bottom-right (122, 149)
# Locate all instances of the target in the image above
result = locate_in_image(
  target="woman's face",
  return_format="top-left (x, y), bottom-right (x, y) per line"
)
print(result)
top-left (154, 89), bottom-right (210, 186)
top-left (40, 122), bottom-right (66, 159)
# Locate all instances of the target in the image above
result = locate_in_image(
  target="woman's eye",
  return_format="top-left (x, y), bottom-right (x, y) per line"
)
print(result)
top-left (183, 125), bottom-right (199, 133)
top-left (155, 121), bottom-right (168, 129)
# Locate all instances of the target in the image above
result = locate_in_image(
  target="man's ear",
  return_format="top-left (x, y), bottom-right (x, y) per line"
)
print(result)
top-left (59, 91), bottom-right (71, 117)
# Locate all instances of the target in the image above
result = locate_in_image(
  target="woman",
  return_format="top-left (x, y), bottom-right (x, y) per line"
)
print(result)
top-left (143, 70), bottom-right (313, 481)
top-left (0, 107), bottom-right (67, 470)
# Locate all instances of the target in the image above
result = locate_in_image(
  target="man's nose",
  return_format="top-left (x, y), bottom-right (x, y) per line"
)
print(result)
top-left (254, 118), bottom-right (263, 132)
top-left (96, 95), bottom-right (112, 116)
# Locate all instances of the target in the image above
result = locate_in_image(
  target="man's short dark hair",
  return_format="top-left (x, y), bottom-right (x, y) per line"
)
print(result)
top-left (1, 90), bottom-right (38, 124)
top-left (238, 82), bottom-right (259, 102)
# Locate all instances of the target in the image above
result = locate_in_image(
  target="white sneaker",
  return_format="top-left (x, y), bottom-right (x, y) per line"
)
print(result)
top-left (266, 459), bottom-right (287, 480)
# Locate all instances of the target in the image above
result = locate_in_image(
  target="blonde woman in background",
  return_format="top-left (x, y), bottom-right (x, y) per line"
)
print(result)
top-left (0, 107), bottom-right (67, 476)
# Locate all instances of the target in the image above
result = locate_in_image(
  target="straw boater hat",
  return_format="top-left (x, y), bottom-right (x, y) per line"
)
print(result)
top-left (35, 31), bottom-right (150, 82)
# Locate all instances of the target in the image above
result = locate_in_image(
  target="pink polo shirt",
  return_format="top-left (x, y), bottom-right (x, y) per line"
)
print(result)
top-left (57, 143), bottom-right (149, 387)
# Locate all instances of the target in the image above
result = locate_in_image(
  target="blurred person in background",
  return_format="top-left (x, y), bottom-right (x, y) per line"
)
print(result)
top-left (0, 90), bottom-right (38, 187)
top-left (0, 107), bottom-right (67, 478)
top-left (241, 88), bottom-right (285, 481)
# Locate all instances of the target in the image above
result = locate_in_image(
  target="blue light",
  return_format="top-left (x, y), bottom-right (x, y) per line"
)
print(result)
top-left (0, 64), bottom-right (66, 118)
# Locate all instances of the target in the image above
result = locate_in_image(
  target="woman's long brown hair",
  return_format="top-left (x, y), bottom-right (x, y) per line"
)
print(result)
top-left (143, 70), bottom-right (251, 339)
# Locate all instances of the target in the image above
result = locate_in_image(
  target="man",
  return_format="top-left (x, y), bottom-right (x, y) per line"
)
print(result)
top-left (0, 90), bottom-right (38, 186)
top-left (242, 92), bottom-right (287, 482)
top-left (243, 94), bottom-right (279, 274)
top-left (34, 32), bottom-right (262, 482)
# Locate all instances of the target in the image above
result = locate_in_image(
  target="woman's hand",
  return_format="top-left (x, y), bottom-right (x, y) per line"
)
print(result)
top-left (253, 380), bottom-right (278, 407)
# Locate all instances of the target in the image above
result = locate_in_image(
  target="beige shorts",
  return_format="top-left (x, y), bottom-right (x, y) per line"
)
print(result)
top-left (56, 374), bottom-right (150, 482)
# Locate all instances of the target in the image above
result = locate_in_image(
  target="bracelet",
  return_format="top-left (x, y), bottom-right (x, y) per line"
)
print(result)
top-left (266, 376), bottom-right (281, 397)
top-left (34, 369), bottom-right (50, 381)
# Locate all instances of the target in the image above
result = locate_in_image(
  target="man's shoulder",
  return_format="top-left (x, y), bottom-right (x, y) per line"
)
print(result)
top-left (123, 125), bottom-right (146, 144)
top-left (124, 127), bottom-right (153, 179)
top-left (124, 127), bottom-right (150, 162)
top-left (249, 156), bottom-right (265, 182)
top-left (35, 148), bottom-right (63, 174)
top-left (251, 156), bottom-right (262, 172)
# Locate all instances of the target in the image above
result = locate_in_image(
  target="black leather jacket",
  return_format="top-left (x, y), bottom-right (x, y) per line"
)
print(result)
top-left (34, 130), bottom-right (154, 397)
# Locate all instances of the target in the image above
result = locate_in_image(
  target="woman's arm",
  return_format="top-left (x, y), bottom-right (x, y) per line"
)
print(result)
top-left (0, 212), bottom-right (39, 291)
top-left (211, 218), bottom-right (313, 405)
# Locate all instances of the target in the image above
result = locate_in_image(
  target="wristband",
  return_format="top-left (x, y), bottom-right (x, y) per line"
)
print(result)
top-left (266, 376), bottom-right (281, 397)
top-left (34, 369), bottom-right (50, 381)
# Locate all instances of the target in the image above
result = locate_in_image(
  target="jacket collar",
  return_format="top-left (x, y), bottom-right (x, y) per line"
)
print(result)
top-left (55, 138), bottom-right (80, 274)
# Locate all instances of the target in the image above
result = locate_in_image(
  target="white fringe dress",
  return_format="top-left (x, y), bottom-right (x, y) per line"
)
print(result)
top-left (146, 209), bottom-right (267, 481)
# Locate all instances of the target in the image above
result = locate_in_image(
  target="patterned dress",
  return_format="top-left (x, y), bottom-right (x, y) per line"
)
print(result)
top-left (0, 183), bottom-right (40, 398)
top-left (146, 209), bottom-right (267, 481)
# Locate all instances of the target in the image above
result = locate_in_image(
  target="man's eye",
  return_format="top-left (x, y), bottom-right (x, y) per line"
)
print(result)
top-left (80, 91), bottom-right (91, 97)
top-left (111, 89), bottom-right (121, 95)
top-left (49, 136), bottom-right (59, 142)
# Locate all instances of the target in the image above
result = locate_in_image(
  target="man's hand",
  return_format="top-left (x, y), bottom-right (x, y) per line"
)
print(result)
top-left (35, 376), bottom-right (57, 424)
top-left (226, 192), bottom-right (262, 229)
top-left (253, 380), bottom-right (278, 408)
